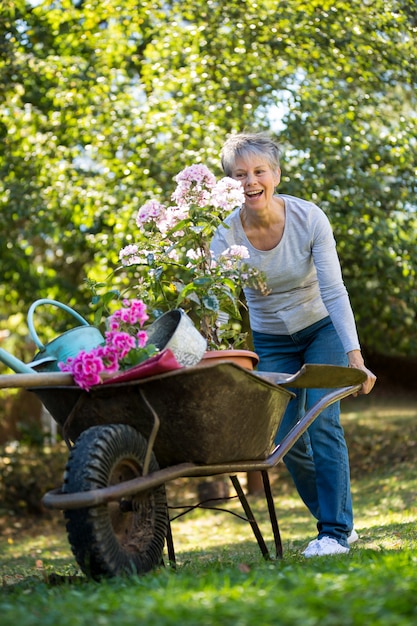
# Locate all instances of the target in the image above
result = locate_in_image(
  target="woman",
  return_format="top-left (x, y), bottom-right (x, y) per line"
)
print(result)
top-left (211, 131), bottom-right (376, 557)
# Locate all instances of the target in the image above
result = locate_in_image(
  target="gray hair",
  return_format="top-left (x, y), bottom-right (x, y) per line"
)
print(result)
top-left (220, 132), bottom-right (281, 177)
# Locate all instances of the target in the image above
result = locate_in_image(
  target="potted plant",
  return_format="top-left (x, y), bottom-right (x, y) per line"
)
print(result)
top-left (73, 165), bottom-right (269, 492)
top-left (58, 298), bottom-right (160, 390)
top-left (89, 164), bottom-right (269, 363)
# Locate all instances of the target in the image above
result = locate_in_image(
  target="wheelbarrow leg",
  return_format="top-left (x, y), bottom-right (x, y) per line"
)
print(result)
top-left (229, 474), bottom-right (270, 560)
top-left (261, 470), bottom-right (283, 559)
top-left (165, 514), bottom-right (177, 569)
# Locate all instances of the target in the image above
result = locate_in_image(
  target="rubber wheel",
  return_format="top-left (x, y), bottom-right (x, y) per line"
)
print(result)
top-left (63, 424), bottom-right (168, 579)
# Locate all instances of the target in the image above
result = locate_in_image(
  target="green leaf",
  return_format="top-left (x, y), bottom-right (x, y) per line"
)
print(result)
top-left (202, 294), bottom-right (220, 312)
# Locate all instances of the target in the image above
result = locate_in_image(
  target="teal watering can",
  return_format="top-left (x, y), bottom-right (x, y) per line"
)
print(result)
top-left (0, 298), bottom-right (104, 375)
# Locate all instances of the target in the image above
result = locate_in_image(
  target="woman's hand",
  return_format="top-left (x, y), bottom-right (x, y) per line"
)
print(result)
top-left (347, 349), bottom-right (377, 395)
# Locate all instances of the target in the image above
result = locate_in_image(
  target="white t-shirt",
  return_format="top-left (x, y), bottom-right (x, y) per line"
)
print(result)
top-left (210, 194), bottom-right (360, 354)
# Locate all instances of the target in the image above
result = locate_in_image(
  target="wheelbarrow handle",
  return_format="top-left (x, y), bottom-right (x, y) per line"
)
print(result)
top-left (0, 372), bottom-right (75, 389)
top-left (255, 364), bottom-right (367, 389)
top-left (27, 298), bottom-right (90, 351)
top-left (0, 371), bottom-right (115, 389)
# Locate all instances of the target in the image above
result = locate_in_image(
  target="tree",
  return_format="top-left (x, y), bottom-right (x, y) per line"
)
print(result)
top-left (0, 0), bottom-right (416, 360)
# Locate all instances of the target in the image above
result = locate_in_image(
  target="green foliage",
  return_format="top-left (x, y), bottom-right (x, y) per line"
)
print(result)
top-left (0, 440), bottom-right (67, 515)
top-left (0, 0), bottom-right (416, 358)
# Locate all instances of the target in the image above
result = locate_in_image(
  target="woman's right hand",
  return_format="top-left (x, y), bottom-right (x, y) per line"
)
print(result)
top-left (347, 350), bottom-right (377, 395)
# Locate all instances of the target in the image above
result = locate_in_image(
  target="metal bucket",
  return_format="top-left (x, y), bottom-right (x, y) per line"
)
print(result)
top-left (145, 309), bottom-right (207, 367)
top-left (28, 299), bottom-right (105, 372)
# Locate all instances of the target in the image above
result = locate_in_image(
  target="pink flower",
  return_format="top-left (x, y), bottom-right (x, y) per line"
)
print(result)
top-left (94, 345), bottom-right (120, 373)
top-left (157, 205), bottom-right (188, 234)
top-left (119, 244), bottom-right (142, 266)
top-left (210, 177), bottom-right (245, 211)
top-left (58, 298), bottom-right (155, 391)
top-left (220, 245), bottom-right (250, 260)
top-left (136, 329), bottom-right (147, 348)
top-left (136, 200), bottom-right (165, 227)
top-left (185, 249), bottom-right (203, 262)
top-left (108, 317), bottom-right (121, 331)
top-left (109, 299), bottom-right (149, 328)
top-left (174, 164), bottom-right (217, 188)
top-left (105, 330), bottom-right (136, 359)
top-left (129, 299), bottom-right (149, 326)
top-left (59, 357), bottom-right (73, 373)
top-left (167, 248), bottom-right (180, 262)
top-left (172, 184), bottom-right (212, 208)
top-left (66, 351), bottom-right (105, 390)
top-left (172, 164), bottom-right (217, 208)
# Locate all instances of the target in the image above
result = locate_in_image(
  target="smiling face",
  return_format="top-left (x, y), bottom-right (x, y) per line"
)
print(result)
top-left (230, 155), bottom-right (281, 212)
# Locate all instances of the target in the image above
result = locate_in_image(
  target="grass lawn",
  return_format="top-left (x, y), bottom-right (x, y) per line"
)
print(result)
top-left (1, 390), bottom-right (417, 625)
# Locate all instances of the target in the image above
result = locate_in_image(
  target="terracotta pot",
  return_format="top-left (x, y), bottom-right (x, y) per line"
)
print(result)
top-left (198, 349), bottom-right (259, 370)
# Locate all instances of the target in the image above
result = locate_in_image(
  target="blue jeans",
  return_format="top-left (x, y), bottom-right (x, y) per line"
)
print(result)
top-left (252, 316), bottom-right (352, 547)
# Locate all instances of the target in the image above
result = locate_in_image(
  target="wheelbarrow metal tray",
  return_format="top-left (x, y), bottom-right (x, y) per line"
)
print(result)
top-left (32, 361), bottom-right (294, 466)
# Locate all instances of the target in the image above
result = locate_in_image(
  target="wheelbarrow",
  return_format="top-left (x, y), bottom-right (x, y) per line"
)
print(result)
top-left (0, 352), bottom-right (366, 580)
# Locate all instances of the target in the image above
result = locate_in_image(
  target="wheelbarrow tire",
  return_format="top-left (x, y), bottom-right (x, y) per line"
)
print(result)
top-left (62, 423), bottom-right (168, 580)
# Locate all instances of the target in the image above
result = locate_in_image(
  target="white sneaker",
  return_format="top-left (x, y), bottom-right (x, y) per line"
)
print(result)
top-left (302, 536), bottom-right (350, 558)
top-left (348, 529), bottom-right (359, 545)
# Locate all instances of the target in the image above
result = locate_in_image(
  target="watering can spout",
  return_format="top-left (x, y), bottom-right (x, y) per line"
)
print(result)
top-left (0, 347), bottom-right (37, 374)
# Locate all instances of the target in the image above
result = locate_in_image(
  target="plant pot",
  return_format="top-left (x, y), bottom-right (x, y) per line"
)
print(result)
top-left (198, 349), bottom-right (259, 370)
top-left (145, 309), bottom-right (207, 367)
